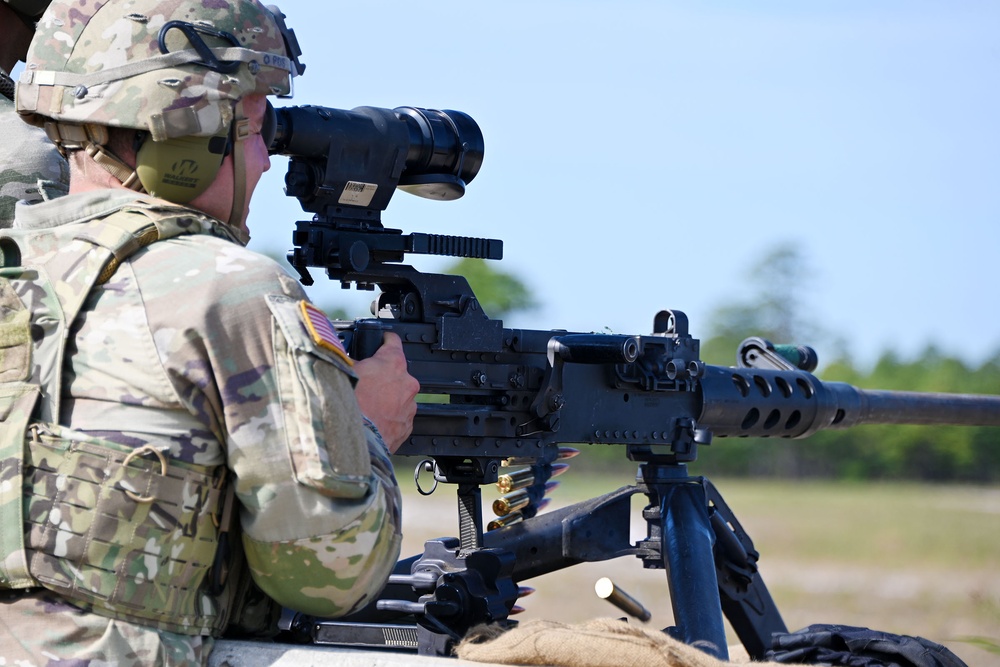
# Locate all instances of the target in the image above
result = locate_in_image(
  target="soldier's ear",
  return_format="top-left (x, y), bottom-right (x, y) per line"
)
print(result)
top-left (135, 131), bottom-right (229, 203)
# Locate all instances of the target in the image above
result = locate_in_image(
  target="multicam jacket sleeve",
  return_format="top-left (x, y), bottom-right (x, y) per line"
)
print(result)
top-left (63, 215), bottom-right (402, 618)
top-left (0, 97), bottom-right (68, 227)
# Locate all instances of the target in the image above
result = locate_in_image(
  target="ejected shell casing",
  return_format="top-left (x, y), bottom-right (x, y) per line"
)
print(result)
top-left (594, 577), bottom-right (652, 622)
top-left (493, 489), bottom-right (531, 516)
top-left (496, 467), bottom-right (535, 493)
top-left (487, 512), bottom-right (524, 531)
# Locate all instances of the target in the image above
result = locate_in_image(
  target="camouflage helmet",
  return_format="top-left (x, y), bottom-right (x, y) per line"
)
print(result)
top-left (16, 0), bottom-right (301, 142)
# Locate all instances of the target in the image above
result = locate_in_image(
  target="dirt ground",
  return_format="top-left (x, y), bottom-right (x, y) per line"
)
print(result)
top-left (397, 480), bottom-right (999, 667)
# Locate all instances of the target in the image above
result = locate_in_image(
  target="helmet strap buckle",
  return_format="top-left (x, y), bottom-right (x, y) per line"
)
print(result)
top-left (86, 142), bottom-right (144, 192)
top-left (157, 21), bottom-right (241, 74)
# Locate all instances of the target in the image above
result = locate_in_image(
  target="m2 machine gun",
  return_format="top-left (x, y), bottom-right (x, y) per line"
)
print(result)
top-left (267, 104), bottom-right (1000, 660)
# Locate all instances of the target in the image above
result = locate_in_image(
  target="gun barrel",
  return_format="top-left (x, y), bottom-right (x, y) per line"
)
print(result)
top-left (698, 366), bottom-right (1000, 439)
top-left (838, 386), bottom-right (1000, 428)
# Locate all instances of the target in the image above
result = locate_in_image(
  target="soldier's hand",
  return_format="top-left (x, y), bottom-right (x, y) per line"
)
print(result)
top-left (353, 332), bottom-right (419, 453)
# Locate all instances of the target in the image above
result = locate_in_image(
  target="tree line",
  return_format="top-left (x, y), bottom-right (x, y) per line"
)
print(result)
top-left (693, 244), bottom-right (1000, 482)
top-left (694, 346), bottom-right (1000, 482)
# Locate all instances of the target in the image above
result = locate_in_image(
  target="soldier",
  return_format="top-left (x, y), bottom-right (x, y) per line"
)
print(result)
top-left (0, 0), bottom-right (68, 225)
top-left (0, 0), bottom-right (419, 665)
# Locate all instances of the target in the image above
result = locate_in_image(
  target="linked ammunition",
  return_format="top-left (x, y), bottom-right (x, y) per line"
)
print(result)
top-left (549, 463), bottom-right (570, 478)
top-left (496, 463), bottom-right (571, 493)
top-left (487, 512), bottom-right (524, 531)
top-left (492, 489), bottom-right (530, 516)
top-left (496, 467), bottom-right (534, 493)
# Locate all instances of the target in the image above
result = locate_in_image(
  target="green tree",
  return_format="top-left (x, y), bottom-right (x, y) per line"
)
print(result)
top-left (442, 257), bottom-right (538, 320)
top-left (695, 345), bottom-right (1000, 483)
top-left (701, 243), bottom-right (829, 366)
top-left (694, 245), bottom-right (1000, 482)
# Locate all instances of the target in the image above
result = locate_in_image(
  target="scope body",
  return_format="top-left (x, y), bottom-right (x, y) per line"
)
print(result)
top-left (271, 104), bottom-right (483, 220)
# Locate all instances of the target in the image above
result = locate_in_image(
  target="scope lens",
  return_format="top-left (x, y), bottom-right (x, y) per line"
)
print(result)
top-left (394, 107), bottom-right (484, 192)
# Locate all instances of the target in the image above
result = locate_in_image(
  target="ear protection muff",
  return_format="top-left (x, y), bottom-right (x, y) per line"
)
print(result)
top-left (134, 129), bottom-right (230, 203)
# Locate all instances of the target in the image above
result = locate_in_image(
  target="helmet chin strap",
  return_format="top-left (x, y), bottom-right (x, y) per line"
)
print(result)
top-left (86, 143), bottom-right (145, 192)
top-left (44, 121), bottom-right (146, 191)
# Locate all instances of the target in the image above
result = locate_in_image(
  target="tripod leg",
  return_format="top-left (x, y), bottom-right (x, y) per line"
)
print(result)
top-left (659, 481), bottom-right (729, 661)
top-left (705, 480), bottom-right (787, 659)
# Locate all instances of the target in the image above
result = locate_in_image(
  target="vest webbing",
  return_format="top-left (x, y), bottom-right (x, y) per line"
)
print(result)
top-left (0, 202), bottom-right (247, 635)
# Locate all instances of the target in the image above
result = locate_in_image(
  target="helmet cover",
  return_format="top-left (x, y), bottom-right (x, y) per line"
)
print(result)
top-left (16, 0), bottom-right (296, 141)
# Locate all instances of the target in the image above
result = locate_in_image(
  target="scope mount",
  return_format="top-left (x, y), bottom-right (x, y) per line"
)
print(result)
top-left (288, 218), bottom-right (503, 290)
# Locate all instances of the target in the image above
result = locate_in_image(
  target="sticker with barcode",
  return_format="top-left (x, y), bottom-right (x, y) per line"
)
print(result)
top-left (339, 181), bottom-right (378, 207)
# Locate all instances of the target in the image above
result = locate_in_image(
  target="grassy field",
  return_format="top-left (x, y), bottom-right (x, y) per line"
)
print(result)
top-left (397, 470), bottom-right (1000, 666)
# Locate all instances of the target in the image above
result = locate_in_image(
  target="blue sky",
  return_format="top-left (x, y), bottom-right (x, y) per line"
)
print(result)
top-left (248, 1), bottom-right (1000, 371)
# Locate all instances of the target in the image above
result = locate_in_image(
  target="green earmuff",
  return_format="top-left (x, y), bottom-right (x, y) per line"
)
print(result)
top-left (135, 132), bottom-right (229, 203)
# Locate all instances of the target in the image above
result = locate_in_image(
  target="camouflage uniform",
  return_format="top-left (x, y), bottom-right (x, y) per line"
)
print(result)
top-left (0, 95), bottom-right (68, 225)
top-left (0, 188), bottom-right (403, 666)
top-left (1, 1), bottom-right (402, 664)
top-left (0, 23), bottom-right (69, 224)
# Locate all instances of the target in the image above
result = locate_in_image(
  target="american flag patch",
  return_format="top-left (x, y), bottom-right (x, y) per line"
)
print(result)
top-left (299, 301), bottom-right (353, 366)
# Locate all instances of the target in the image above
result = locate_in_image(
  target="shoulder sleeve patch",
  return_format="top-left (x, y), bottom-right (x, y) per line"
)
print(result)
top-left (265, 295), bottom-right (354, 378)
top-left (299, 301), bottom-right (353, 366)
